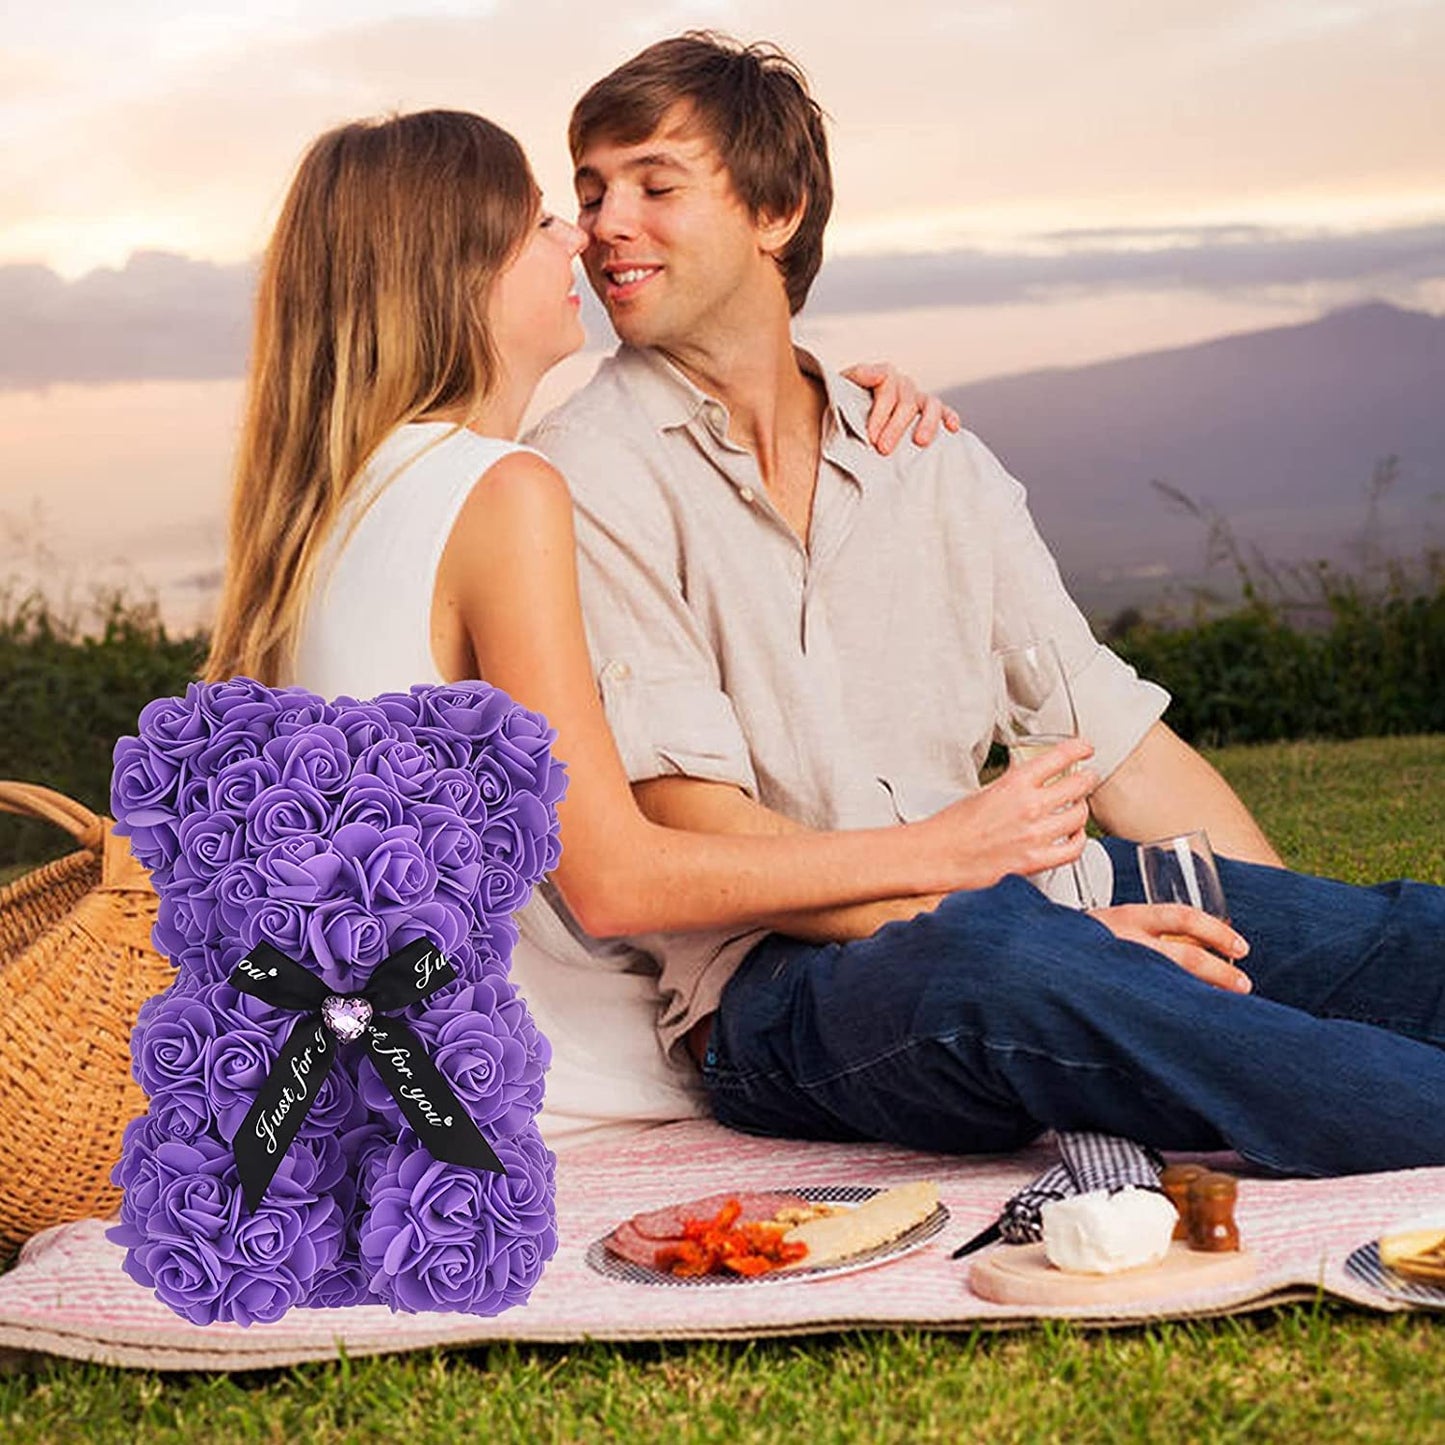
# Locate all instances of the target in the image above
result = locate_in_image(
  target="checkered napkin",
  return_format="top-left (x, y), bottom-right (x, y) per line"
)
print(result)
top-left (953, 1131), bottom-right (1165, 1257)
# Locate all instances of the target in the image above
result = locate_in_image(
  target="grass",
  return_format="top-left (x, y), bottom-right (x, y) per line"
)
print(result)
top-left (1206, 734), bottom-right (1444, 885)
top-left (6, 1312), bottom-right (1445, 1445)
top-left (3, 734), bottom-right (1444, 1443)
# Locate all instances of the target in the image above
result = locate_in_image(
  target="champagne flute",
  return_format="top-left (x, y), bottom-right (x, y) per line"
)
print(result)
top-left (991, 639), bottom-right (1097, 909)
top-left (1136, 830), bottom-right (1229, 922)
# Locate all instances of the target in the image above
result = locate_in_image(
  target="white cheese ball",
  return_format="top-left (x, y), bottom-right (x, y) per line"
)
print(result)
top-left (1041, 1188), bottom-right (1177, 1275)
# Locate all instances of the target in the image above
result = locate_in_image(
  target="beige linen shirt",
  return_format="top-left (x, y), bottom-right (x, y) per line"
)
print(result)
top-left (528, 345), bottom-right (1170, 1062)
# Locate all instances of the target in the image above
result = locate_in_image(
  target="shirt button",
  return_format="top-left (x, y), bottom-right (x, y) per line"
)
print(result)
top-left (705, 402), bottom-right (726, 428)
top-left (604, 661), bottom-right (631, 682)
top-left (739, 487), bottom-right (755, 504)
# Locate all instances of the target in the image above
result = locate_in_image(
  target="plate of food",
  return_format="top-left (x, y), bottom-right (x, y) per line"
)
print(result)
top-left (587, 1182), bottom-right (948, 1287)
top-left (1345, 1214), bottom-right (1445, 1309)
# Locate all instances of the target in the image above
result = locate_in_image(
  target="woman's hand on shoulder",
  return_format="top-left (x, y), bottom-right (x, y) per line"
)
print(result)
top-left (840, 361), bottom-right (962, 455)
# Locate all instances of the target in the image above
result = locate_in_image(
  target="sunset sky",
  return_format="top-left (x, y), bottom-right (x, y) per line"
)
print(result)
top-left (2, 0), bottom-right (1443, 625)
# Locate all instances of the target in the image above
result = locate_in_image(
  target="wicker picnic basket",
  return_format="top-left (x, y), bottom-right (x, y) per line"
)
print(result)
top-left (0, 782), bottom-right (172, 1253)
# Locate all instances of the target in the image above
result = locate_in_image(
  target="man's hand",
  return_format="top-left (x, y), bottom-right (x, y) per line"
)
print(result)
top-left (1088, 903), bottom-right (1252, 993)
top-left (841, 361), bottom-right (962, 454)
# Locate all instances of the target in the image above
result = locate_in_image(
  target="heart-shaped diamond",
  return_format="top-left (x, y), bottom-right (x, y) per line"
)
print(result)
top-left (321, 994), bottom-right (373, 1043)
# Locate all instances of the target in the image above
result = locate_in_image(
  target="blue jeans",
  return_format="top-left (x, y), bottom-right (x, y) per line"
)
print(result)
top-left (702, 841), bottom-right (1445, 1176)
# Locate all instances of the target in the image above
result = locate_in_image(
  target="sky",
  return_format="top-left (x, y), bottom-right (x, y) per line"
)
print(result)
top-left (1, 0), bottom-right (1443, 625)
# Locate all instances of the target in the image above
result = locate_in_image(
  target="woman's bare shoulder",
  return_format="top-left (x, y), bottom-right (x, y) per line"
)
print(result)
top-left (477, 445), bottom-right (570, 492)
top-left (455, 446), bottom-right (572, 516)
top-left (443, 446), bottom-right (576, 570)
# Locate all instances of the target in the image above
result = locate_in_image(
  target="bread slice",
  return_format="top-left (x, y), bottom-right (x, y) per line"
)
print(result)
top-left (1380, 1221), bottom-right (1445, 1283)
top-left (1379, 1226), bottom-right (1445, 1266)
top-left (782, 1181), bottom-right (939, 1268)
top-left (1391, 1258), bottom-right (1445, 1284)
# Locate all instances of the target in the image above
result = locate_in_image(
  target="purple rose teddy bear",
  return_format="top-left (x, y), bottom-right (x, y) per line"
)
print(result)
top-left (108, 679), bottom-right (566, 1326)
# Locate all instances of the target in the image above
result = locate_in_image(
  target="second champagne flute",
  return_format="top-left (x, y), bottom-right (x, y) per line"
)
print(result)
top-left (991, 639), bottom-right (1097, 909)
top-left (1137, 829), bottom-right (1229, 922)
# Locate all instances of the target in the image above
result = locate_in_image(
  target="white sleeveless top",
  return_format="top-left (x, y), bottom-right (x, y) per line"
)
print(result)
top-left (292, 423), bottom-right (706, 1151)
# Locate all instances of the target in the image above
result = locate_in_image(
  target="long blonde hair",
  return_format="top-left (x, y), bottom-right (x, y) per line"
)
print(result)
top-left (205, 110), bottom-right (537, 684)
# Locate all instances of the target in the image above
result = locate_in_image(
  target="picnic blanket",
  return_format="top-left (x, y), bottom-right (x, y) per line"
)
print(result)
top-left (1, 1119), bottom-right (1440, 1371)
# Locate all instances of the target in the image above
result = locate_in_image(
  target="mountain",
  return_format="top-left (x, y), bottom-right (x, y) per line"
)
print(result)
top-left (941, 303), bottom-right (1445, 610)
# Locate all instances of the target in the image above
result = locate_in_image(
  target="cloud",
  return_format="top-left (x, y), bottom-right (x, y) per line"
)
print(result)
top-left (2, 220), bottom-right (1441, 389)
top-left (806, 222), bottom-right (1445, 315)
top-left (0, 251), bottom-right (254, 389)
top-left (0, 245), bottom-right (623, 390)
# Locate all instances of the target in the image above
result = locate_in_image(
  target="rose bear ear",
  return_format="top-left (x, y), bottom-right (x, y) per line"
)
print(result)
top-left (110, 679), bottom-right (561, 1323)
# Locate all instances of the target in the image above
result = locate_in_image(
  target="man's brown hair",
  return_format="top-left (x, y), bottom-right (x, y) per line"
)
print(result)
top-left (569, 32), bottom-right (832, 315)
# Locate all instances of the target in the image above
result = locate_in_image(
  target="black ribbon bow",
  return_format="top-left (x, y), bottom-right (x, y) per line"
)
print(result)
top-left (228, 938), bottom-right (505, 1213)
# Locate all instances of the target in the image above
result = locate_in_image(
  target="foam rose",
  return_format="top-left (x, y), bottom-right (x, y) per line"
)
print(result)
top-left (111, 736), bottom-right (183, 830)
top-left (209, 756), bottom-right (282, 816)
top-left (334, 780), bottom-right (407, 833)
top-left (136, 692), bottom-right (212, 762)
top-left (263, 724), bottom-right (353, 794)
top-left (244, 780), bottom-right (333, 848)
top-left (173, 811), bottom-right (247, 895)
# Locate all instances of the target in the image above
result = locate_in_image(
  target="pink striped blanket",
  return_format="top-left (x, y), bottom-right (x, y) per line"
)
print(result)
top-left (1, 1120), bottom-right (1440, 1371)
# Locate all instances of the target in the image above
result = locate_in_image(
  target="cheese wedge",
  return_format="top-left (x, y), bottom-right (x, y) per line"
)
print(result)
top-left (782, 1181), bottom-right (939, 1267)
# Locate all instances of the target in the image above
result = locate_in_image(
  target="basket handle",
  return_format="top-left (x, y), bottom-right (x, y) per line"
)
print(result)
top-left (0, 781), bottom-right (109, 852)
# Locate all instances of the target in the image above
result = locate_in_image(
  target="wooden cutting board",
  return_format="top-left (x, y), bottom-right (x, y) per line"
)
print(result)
top-left (969, 1240), bottom-right (1257, 1305)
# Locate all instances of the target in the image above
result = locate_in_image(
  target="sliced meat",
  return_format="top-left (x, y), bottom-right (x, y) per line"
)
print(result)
top-left (622, 1191), bottom-right (813, 1242)
top-left (630, 1191), bottom-right (729, 1238)
top-left (603, 1220), bottom-right (669, 1269)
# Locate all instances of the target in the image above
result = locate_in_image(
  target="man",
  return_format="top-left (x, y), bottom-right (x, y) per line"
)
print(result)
top-left (530, 33), bottom-right (1445, 1176)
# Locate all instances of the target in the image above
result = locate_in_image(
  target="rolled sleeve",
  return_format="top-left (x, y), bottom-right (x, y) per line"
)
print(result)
top-left (1065, 645), bottom-right (1170, 781)
top-left (597, 668), bottom-right (758, 793)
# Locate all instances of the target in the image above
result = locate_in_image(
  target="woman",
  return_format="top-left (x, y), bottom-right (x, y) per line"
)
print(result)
top-left (204, 112), bottom-right (1096, 1144)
